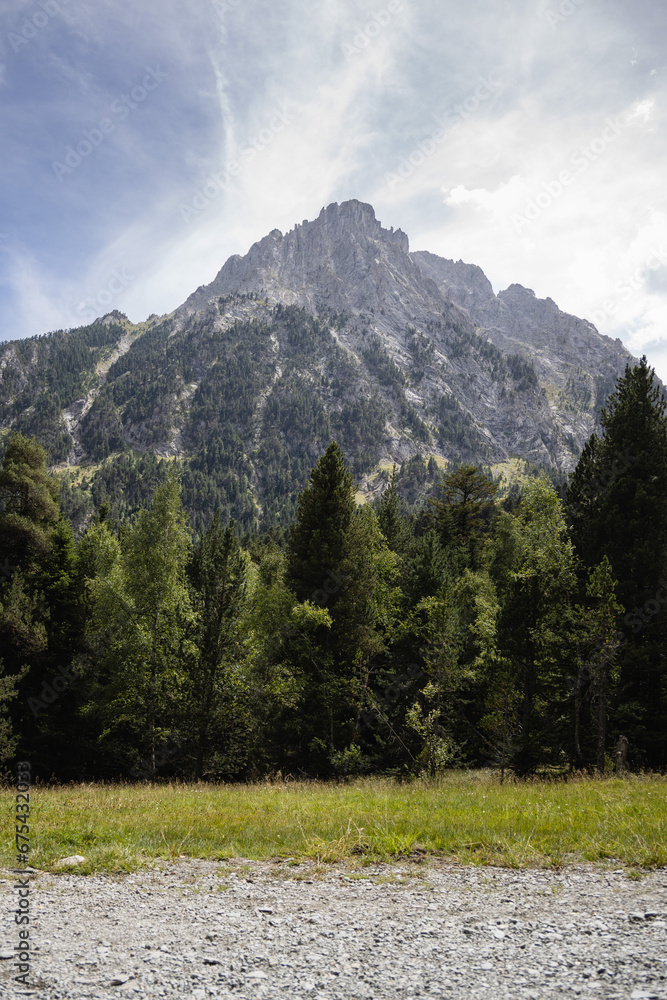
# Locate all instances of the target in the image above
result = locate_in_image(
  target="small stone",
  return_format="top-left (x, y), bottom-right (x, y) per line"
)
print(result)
top-left (257, 906), bottom-right (273, 914)
top-left (203, 957), bottom-right (223, 965)
top-left (247, 970), bottom-right (268, 979)
top-left (56, 854), bottom-right (87, 867)
top-left (628, 912), bottom-right (646, 922)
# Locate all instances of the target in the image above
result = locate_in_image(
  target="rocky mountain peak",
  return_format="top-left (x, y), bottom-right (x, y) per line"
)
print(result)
top-left (181, 200), bottom-right (413, 315)
top-left (313, 199), bottom-right (410, 252)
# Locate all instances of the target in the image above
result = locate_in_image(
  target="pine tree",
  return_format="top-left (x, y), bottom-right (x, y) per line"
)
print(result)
top-left (567, 357), bottom-right (667, 768)
top-left (0, 435), bottom-right (61, 773)
top-left (401, 530), bottom-right (450, 606)
top-left (376, 465), bottom-right (409, 553)
top-left (430, 464), bottom-right (498, 568)
top-left (493, 476), bottom-right (577, 775)
top-left (286, 441), bottom-right (357, 607)
top-left (285, 441), bottom-right (378, 770)
top-left (579, 557), bottom-right (623, 774)
top-left (0, 433), bottom-right (59, 569)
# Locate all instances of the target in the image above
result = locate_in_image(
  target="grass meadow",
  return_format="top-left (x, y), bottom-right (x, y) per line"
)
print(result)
top-left (2, 770), bottom-right (666, 875)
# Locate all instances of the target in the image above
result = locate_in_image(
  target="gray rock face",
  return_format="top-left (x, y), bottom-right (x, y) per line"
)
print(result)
top-left (177, 200), bottom-right (636, 471)
top-left (414, 249), bottom-right (630, 406)
top-left (183, 199), bottom-right (436, 327)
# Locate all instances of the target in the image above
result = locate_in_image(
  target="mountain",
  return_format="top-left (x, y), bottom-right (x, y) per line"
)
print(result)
top-left (0, 200), bottom-right (636, 531)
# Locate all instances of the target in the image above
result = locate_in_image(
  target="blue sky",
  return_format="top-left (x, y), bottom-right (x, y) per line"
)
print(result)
top-left (1, 0), bottom-right (667, 378)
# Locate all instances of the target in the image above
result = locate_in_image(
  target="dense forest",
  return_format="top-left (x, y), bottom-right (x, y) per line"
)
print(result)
top-left (0, 357), bottom-right (665, 782)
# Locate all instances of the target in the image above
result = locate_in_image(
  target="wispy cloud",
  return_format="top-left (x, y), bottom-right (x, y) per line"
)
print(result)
top-left (1, 0), bottom-right (666, 382)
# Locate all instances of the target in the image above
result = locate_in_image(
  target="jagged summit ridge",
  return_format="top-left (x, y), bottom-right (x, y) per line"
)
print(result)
top-left (169, 198), bottom-right (636, 473)
top-left (182, 200), bottom-right (415, 316)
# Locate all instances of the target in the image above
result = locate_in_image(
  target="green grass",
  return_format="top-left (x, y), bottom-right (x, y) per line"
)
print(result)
top-left (2, 770), bottom-right (666, 875)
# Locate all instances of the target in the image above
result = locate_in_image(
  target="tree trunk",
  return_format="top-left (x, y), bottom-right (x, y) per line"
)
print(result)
top-left (574, 667), bottom-right (583, 765)
top-left (615, 734), bottom-right (628, 775)
top-left (149, 607), bottom-right (161, 780)
top-left (596, 662), bottom-right (607, 776)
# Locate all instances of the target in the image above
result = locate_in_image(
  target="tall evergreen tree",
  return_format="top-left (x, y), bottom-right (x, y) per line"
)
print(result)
top-left (0, 433), bottom-right (59, 569)
top-left (285, 441), bottom-right (378, 770)
top-left (0, 434), bottom-right (62, 773)
top-left (493, 476), bottom-right (577, 775)
top-left (567, 357), bottom-right (667, 768)
top-left (376, 465), bottom-right (409, 553)
top-left (286, 441), bottom-right (357, 606)
top-left (430, 464), bottom-right (498, 568)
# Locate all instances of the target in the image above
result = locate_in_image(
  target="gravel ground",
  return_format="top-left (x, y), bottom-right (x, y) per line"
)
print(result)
top-left (1, 857), bottom-right (666, 999)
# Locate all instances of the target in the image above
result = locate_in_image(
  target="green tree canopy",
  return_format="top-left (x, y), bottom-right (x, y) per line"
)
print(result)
top-left (566, 356), bottom-right (667, 769)
top-left (0, 433), bottom-right (60, 567)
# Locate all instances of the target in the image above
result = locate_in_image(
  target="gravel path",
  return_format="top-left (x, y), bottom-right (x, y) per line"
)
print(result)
top-left (1, 858), bottom-right (666, 999)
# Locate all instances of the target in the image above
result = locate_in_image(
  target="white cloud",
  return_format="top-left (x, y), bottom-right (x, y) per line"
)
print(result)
top-left (2, 0), bottom-right (667, 385)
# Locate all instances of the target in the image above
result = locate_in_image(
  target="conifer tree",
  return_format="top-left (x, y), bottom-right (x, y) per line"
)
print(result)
top-left (0, 433), bottom-right (59, 568)
top-left (567, 357), bottom-right (667, 768)
top-left (493, 476), bottom-right (577, 774)
top-left (0, 434), bottom-right (61, 772)
top-left (376, 465), bottom-right (409, 553)
top-left (286, 441), bottom-right (357, 607)
top-left (430, 464), bottom-right (498, 568)
top-left (285, 441), bottom-right (379, 768)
